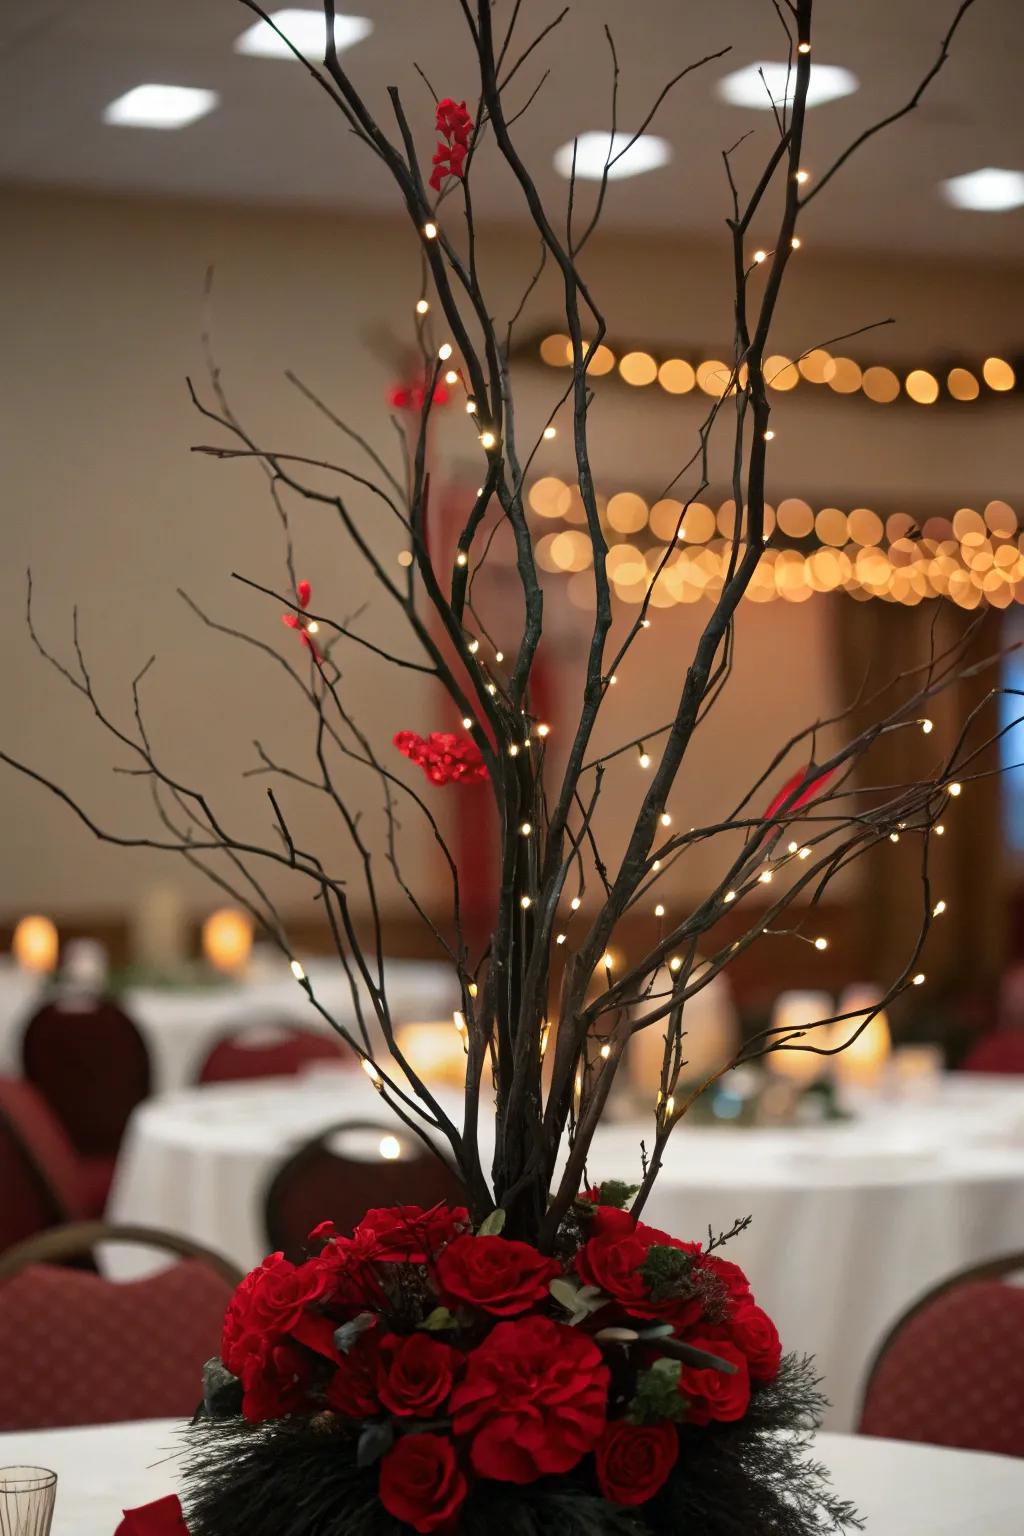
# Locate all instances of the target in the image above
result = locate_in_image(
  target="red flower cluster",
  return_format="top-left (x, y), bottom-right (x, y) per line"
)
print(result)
top-left (388, 378), bottom-right (451, 412)
top-left (281, 578), bottom-right (321, 663)
top-left (214, 1199), bottom-right (780, 1532)
top-left (430, 98), bottom-right (473, 192)
top-left (394, 729), bottom-right (488, 787)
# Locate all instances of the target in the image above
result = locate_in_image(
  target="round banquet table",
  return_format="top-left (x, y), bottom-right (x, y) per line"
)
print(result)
top-left (1, 1418), bottom-right (1022, 1534)
top-left (0, 958), bottom-right (458, 1092)
top-left (107, 1073), bottom-right (1024, 1431)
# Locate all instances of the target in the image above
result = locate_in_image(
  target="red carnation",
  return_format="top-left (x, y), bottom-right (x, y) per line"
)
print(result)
top-left (729, 1299), bottom-right (782, 1383)
top-left (594, 1420), bottom-right (679, 1507)
top-left (379, 1433), bottom-right (467, 1534)
top-left (436, 1234), bottom-right (560, 1316)
top-left (575, 1206), bottom-right (703, 1324)
top-left (450, 1316), bottom-right (608, 1483)
top-left (378, 1332), bottom-right (460, 1417)
top-left (430, 98), bottom-right (474, 193)
top-left (676, 1334), bottom-right (750, 1424)
top-left (394, 731), bottom-right (488, 787)
top-left (352, 1202), bottom-right (471, 1262)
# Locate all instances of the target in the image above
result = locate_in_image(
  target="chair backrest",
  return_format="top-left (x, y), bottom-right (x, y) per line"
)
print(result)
top-left (0, 1077), bottom-right (87, 1251)
top-left (960, 1030), bottom-right (1024, 1074)
top-left (264, 1120), bottom-right (466, 1260)
top-left (0, 1222), bottom-right (241, 1431)
top-left (21, 998), bottom-right (151, 1156)
top-left (859, 1252), bottom-right (1024, 1457)
top-left (197, 1021), bottom-right (350, 1084)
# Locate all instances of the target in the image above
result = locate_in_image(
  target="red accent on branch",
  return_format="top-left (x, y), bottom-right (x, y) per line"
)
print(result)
top-left (429, 98), bottom-right (473, 192)
top-left (394, 729), bottom-right (488, 786)
top-left (761, 765), bottom-right (836, 822)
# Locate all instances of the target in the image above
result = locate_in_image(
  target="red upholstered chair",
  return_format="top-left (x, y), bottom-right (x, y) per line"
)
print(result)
top-left (960, 1031), bottom-right (1024, 1074)
top-left (0, 1077), bottom-right (100, 1251)
top-left (264, 1120), bottom-right (466, 1261)
top-left (858, 1252), bottom-right (1024, 1457)
top-left (0, 1222), bottom-right (241, 1430)
top-left (21, 999), bottom-right (150, 1183)
top-left (198, 1021), bottom-right (350, 1084)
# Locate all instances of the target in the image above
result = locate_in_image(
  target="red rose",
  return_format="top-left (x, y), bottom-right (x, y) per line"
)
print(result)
top-left (729, 1299), bottom-right (781, 1383)
top-left (221, 1253), bottom-right (333, 1380)
top-left (353, 1202), bottom-right (470, 1262)
top-left (594, 1420), bottom-right (679, 1506)
top-left (450, 1317), bottom-right (608, 1483)
top-left (379, 1434), bottom-right (467, 1534)
top-left (326, 1329), bottom-right (382, 1418)
top-left (677, 1335), bottom-right (750, 1424)
top-left (576, 1207), bottom-right (702, 1324)
top-left (240, 1340), bottom-right (312, 1424)
top-left (436, 1235), bottom-right (560, 1316)
top-left (378, 1332), bottom-right (460, 1417)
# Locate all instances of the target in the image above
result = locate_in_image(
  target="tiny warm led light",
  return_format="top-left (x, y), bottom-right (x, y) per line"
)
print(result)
top-left (508, 743), bottom-right (520, 756)
top-left (753, 249), bottom-right (768, 264)
top-left (468, 981), bottom-right (478, 998)
top-left (660, 812), bottom-right (672, 827)
top-left (379, 1135), bottom-right (402, 1160)
top-left (933, 899), bottom-right (947, 916)
top-left (921, 718), bottom-right (934, 734)
top-left (603, 952), bottom-right (614, 969)
top-left (787, 841), bottom-right (799, 854)
top-left (467, 639), bottom-right (480, 655)
top-left (639, 749), bottom-right (651, 769)
top-left (556, 933), bottom-right (567, 945)
top-left (664, 1095), bottom-right (676, 1117)
top-left (537, 723), bottom-right (551, 738)
top-left (948, 781), bottom-right (962, 797)
top-left (520, 895), bottom-right (532, 909)
top-left (571, 896), bottom-right (581, 911)
top-left (724, 890), bottom-right (736, 903)
top-left (423, 222), bottom-right (438, 240)
top-left (935, 823), bottom-right (945, 836)
top-left (543, 425), bottom-right (557, 440)
top-left (455, 551), bottom-right (468, 567)
top-left (608, 674), bottom-right (618, 686)
top-left (797, 40), bottom-right (811, 53)
top-left (398, 550), bottom-right (414, 567)
top-left (912, 973), bottom-right (926, 986)
top-left (466, 399), bottom-right (477, 414)
top-left (486, 681), bottom-right (497, 695)
top-left (444, 369), bottom-right (458, 385)
top-left (289, 959), bottom-right (306, 981)
top-left (764, 429), bottom-right (776, 441)
top-left (655, 903), bottom-right (666, 918)
top-left (795, 169), bottom-right (810, 184)
top-left (652, 859), bottom-right (661, 872)
top-left (790, 236), bottom-right (801, 249)
top-left (461, 717), bottom-right (473, 729)
top-left (438, 341), bottom-right (452, 360)
top-left (361, 1057), bottom-right (383, 1086)
top-left (759, 869), bottom-right (773, 884)
top-left (480, 430), bottom-right (497, 450)
top-left (415, 298), bottom-right (429, 315)
top-left (305, 620), bottom-right (319, 634)
top-left (599, 1043), bottom-right (611, 1060)
top-left (890, 832), bottom-right (900, 843)
top-left (669, 956), bottom-right (682, 972)
top-left (641, 618), bottom-right (651, 629)
top-left (798, 846), bottom-right (811, 859)
top-left (520, 821), bottom-right (532, 835)
top-left (540, 1020), bottom-right (552, 1056)
top-left (453, 1009), bottom-right (467, 1036)
top-left (814, 937), bottom-right (828, 951)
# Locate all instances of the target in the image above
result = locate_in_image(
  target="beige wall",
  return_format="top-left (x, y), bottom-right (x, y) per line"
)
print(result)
top-left (1, 185), bottom-right (1020, 937)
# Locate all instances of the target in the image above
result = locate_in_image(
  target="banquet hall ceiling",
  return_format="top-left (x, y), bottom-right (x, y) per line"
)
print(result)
top-left (1, 0), bottom-right (1022, 257)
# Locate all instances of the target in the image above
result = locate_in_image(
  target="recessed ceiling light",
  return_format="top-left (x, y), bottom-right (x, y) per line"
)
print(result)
top-left (941, 167), bottom-right (1024, 212)
top-left (717, 61), bottom-right (859, 111)
top-left (102, 84), bottom-right (219, 129)
top-left (235, 8), bottom-right (373, 59)
top-left (553, 131), bottom-right (672, 182)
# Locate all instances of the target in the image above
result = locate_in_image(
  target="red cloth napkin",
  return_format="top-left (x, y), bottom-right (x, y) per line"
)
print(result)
top-left (114, 1495), bottom-right (189, 1535)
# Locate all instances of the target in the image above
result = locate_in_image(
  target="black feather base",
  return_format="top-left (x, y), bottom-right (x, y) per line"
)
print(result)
top-left (181, 1355), bottom-right (862, 1536)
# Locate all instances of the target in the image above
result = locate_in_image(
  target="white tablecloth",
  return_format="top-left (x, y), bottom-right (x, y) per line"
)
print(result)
top-left (108, 1074), bottom-right (1024, 1431)
top-left (0, 1418), bottom-right (1021, 1535)
top-left (0, 958), bottom-right (458, 1092)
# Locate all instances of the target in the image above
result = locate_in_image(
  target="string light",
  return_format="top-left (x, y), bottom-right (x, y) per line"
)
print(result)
top-left (935, 823), bottom-right (945, 836)
top-left (652, 859), bottom-right (661, 872)
top-left (814, 936), bottom-right (828, 951)
top-left (948, 781), bottom-right (962, 797)
top-left (444, 369), bottom-right (459, 385)
top-left (495, 651), bottom-right (504, 663)
top-left (795, 169), bottom-right (810, 185)
top-left (423, 221), bottom-right (438, 240)
top-left (466, 399), bottom-right (477, 414)
top-left (763, 429), bottom-right (776, 441)
top-left (790, 236), bottom-right (801, 250)
top-left (467, 639), bottom-right (480, 655)
top-left (933, 899), bottom-right (947, 916)
top-left (669, 956), bottom-right (682, 972)
top-left (921, 719), bottom-right (934, 734)
top-left (797, 40), bottom-right (811, 53)
top-left (455, 551), bottom-right (468, 567)
top-left (461, 716), bottom-right (473, 729)
top-left (912, 973), bottom-right (926, 986)
top-left (508, 743), bottom-right (519, 756)
top-left (398, 550), bottom-right (413, 567)
top-left (468, 981), bottom-right (479, 998)
top-left (758, 869), bottom-right (773, 884)
top-left (453, 1010), bottom-right (468, 1044)
top-left (660, 811), bottom-right (672, 827)
top-left (798, 846), bottom-right (811, 859)
top-left (305, 621), bottom-right (319, 634)
top-left (571, 896), bottom-right (581, 911)
top-left (556, 932), bottom-right (567, 945)
top-left (361, 1057), bottom-right (383, 1088)
top-left (520, 821), bottom-right (532, 835)
top-left (654, 903), bottom-right (665, 918)
top-left (599, 1043), bottom-right (611, 1060)
top-left (520, 895), bottom-right (532, 909)
top-left (543, 425), bottom-right (557, 440)
top-left (787, 841), bottom-right (799, 854)
top-left (889, 832), bottom-right (900, 843)
top-left (663, 1095), bottom-right (676, 1118)
top-left (638, 746), bottom-right (651, 769)
top-left (415, 298), bottom-right (429, 315)
top-left (603, 952), bottom-right (614, 971)
top-left (724, 890), bottom-right (736, 903)
top-left (540, 1021), bottom-right (552, 1057)
top-left (289, 959), bottom-right (306, 982)
top-left (537, 723), bottom-right (551, 738)
top-left (608, 674), bottom-right (618, 686)
top-left (480, 430), bottom-right (497, 450)
top-left (486, 682), bottom-right (497, 695)
top-left (753, 249), bottom-right (768, 264)
top-left (438, 342), bottom-right (452, 361)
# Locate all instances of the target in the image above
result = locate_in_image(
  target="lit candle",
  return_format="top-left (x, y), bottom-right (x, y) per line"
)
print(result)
top-left (630, 971), bottom-right (738, 1088)
top-left (831, 985), bottom-right (891, 1087)
top-left (767, 990), bottom-right (833, 1083)
top-left (12, 915), bottom-right (59, 974)
top-left (201, 908), bottom-right (254, 974)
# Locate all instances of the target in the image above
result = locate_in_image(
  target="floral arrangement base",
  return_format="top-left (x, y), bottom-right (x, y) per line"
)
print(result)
top-left (181, 1198), bottom-right (861, 1536)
